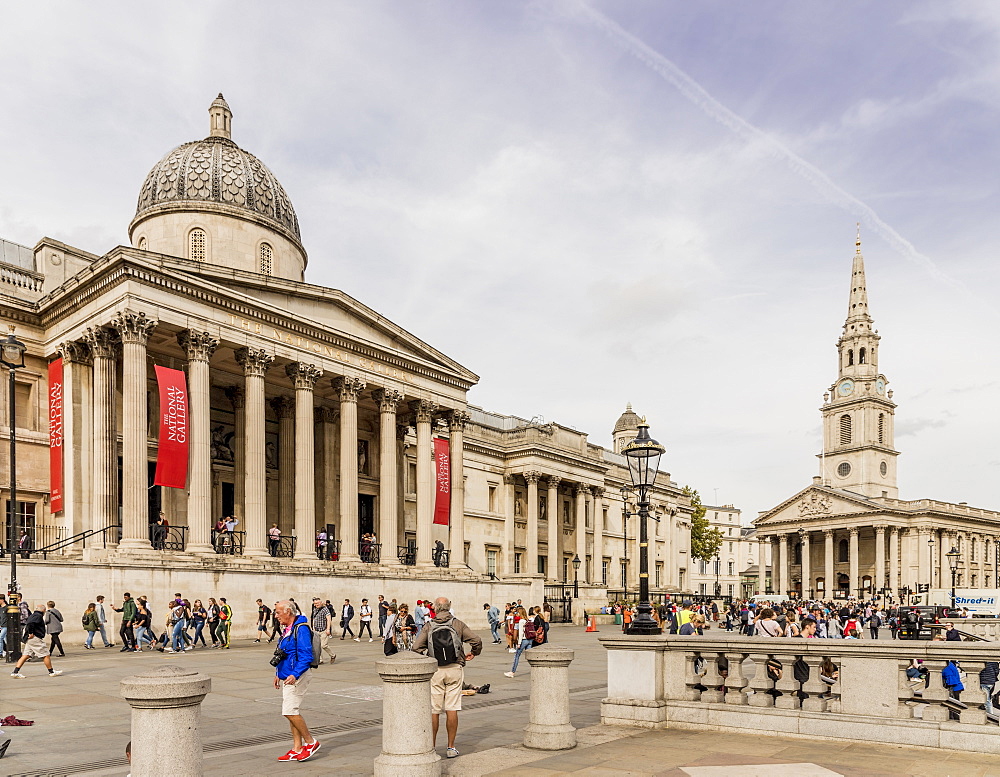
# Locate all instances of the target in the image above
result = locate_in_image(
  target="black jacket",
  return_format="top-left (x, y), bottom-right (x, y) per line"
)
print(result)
top-left (24, 611), bottom-right (45, 640)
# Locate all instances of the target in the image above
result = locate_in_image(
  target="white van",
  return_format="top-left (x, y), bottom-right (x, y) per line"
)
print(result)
top-left (750, 594), bottom-right (789, 604)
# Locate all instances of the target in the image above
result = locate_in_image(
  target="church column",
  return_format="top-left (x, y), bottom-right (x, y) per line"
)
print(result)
top-left (502, 474), bottom-right (516, 574)
top-left (917, 527), bottom-right (931, 590)
top-left (824, 530), bottom-right (834, 598)
top-left (320, 407), bottom-right (339, 531)
top-left (83, 328), bottom-right (118, 542)
top-left (410, 399), bottom-right (437, 566)
top-left (271, 396), bottom-right (295, 538)
top-left (900, 527), bottom-right (916, 589)
top-left (889, 527), bottom-right (900, 594)
top-left (874, 525), bottom-right (887, 595)
top-left (592, 487), bottom-right (605, 586)
top-left (224, 386), bottom-right (245, 523)
top-left (336, 377), bottom-right (367, 561)
top-left (178, 330), bottom-right (218, 554)
top-left (448, 410), bottom-right (469, 564)
top-left (111, 312), bottom-right (156, 551)
top-left (58, 341), bottom-right (93, 542)
top-left (374, 390), bottom-right (404, 561)
top-left (546, 477), bottom-right (561, 581)
top-left (525, 472), bottom-right (540, 578)
top-left (287, 363), bottom-right (322, 560)
top-left (848, 527), bottom-right (860, 598)
top-left (800, 531), bottom-right (811, 597)
top-left (235, 347), bottom-right (273, 557)
top-left (574, 485), bottom-right (588, 583)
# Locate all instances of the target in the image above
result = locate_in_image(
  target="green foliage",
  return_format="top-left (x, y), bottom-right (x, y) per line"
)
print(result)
top-left (684, 486), bottom-right (724, 563)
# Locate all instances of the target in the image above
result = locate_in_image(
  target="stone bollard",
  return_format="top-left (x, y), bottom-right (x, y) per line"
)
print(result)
top-left (523, 645), bottom-right (577, 750)
top-left (375, 652), bottom-right (442, 777)
top-left (120, 665), bottom-right (211, 777)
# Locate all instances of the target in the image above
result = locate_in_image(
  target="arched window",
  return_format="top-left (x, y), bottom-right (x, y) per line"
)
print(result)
top-left (838, 538), bottom-right (849, 563)
top-left (859, 347), bottom-right (866, 364)
top-left (847, 349), bottom-right (854, 366)
top-left (137, 237), bottom-right (147, 251)
top-left (878, 413), bottom-right (884, 444)
top-left (839, 414), bottom-right (851, 445)
top-left (189, 228), bottom-right (206, 261)
top-left (259, 242), bottom-right (273, 275)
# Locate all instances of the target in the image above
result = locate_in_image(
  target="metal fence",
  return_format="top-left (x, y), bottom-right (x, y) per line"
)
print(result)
top-left (213, 530), bottom-right (245, 555)
top-left (273, 535), bottom-right (296, 558)
top-left (359, 541), bottom-right (381, 564)
top-left (398, 545), bottom-right (416, 565)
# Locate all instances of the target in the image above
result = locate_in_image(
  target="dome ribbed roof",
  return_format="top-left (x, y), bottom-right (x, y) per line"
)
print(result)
top-left (614, 403), bottom-right (641, 433)
top-left (133, 95), bottom-right (300, 241)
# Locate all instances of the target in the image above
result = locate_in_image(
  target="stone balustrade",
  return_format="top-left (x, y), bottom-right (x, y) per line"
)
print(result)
top-left (601, 634), bottom-right (1000, 754)
top-left (947, 618), bottom-right (1000, 640)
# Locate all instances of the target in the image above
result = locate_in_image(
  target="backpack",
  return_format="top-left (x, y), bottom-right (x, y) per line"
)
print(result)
top-left (523, 620), bottom-right (537, 641)
top-left (292, 622), bottom-right (322, 669)
top-left (427, 618), bottom-right (464, 666)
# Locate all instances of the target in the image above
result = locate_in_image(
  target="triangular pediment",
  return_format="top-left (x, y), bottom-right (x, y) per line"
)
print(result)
top-left (755, 484), bottom-right (884, 530)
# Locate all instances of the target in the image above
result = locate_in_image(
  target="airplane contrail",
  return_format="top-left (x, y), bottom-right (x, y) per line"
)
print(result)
top-left (569, 1), bottom-right (958, 287)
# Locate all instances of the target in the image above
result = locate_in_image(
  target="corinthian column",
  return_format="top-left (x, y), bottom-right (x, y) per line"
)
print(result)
top-left (287, 363), bottom-right (322, 559)
top-left (178, 330), bottom-right (218, 554)
top-left (111, 312), bottom-right (156, 551)
top-left (848, 527), bottom-right (860, 598)
top-left (448, 410), bottom-right (469, 565)
top-left (503, 474), bottom-right (516, 574)
top-left (235, 347), bottom-right (273, 556)
top-left (84, 327), bottom-right (118, 542)
top-left (778, 534), bottom-right (789, 596)
top-left (574, 486), bottom-right (588, 584)
top-left (874, 525), bottom-right (887, 594)
top-left (374, 389), bottom-right (405, 562)
top-left (890, 527), bottom-right (900, 594)
top-left (525, 472), bottom-right (541, 577)
top-left (800, 531), bottom-right (811, 597)
top-left (824, 530), bottom-right (834, 596)
top-left (58, 340), bottom-right (93, 542)
top-left (270, 395), bottom-right (296, 538)
top-left (337, 377), bottom-right (367, 561)
top-left (411, 399), bottom-right (437, 566)
top-left (592, 487), bottom-right (605, 585)
top-left (547, 478), bottom-right (561, 580)
top-left (224, 386), bottom-right (245, 523)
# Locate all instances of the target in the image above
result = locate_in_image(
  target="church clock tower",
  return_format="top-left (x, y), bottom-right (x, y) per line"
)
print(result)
top-left (819, 229), bottom-right (899, 497)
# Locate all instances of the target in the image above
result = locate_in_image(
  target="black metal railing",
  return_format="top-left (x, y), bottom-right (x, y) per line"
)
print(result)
top-left (398, 545), bottom-right (416, 566)
top-left (152, 525), bottom-right (187, 551)
top-left (273, 535), bottom-right (296, 558)
top-left (29, 525), bottom-right (117, 560)
top-left (0, 523), bottom-right (62, 557)
top-left (434, 548), bottom-right (450, 568)
top-left (359, 541), bottom-right (381, 564)
top-left (318, 539), bottom-right (341, 560)
top-left (214, 530), bottom-right (245, 555)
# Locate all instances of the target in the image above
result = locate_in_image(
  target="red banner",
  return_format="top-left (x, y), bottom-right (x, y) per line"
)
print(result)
top-left (48, 358), bottom-right (64, 513)
top-left (433, 437), bottom-right (451, 526)
top-left (154, 366), bottom-right (189, 488)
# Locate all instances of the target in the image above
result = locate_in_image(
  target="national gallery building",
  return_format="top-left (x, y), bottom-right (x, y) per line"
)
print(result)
top-left (0, 96), bottom-right (693, 621)
top-left (752, 235), bottom-right (1000, 601)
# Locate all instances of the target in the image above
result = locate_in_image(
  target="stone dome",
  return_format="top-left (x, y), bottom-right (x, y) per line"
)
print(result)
top-left (614, 403), bottom-right (641, 434)
top-left (132, 94), bottom-right (301, 243)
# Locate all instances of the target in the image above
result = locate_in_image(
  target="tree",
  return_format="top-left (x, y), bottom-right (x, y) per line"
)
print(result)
top-left (684, 486), bottom-right (724, 563)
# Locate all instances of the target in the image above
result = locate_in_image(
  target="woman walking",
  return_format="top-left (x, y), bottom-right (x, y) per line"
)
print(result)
top-left (207, 597), bottom-right (221, 647)
top-left (133, 602), bottom-right (155, 650)
top-left (44, 600), bottom-right (66, 657)
top-left (168, 599), bottom-right (188, 653)
top-left (393, 603), bottom-right (416, 652)
top-left (191, 600), bottom-right (208, 647)
top-left (504, 607), bottom-right (535, 677)
top-left (82, 602), bottom-right (100, 649)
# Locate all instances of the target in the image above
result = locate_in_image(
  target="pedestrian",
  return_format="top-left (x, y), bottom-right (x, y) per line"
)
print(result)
top-left (191, 600), bottom-right (208, 647)
top-left (168, 599), bottom-right (189, 653)
top-left (504, 606), bottom-right (536, 677)
top-left (412, 596), bottom-right (483, 759)
top-left (82, 602), bottom-right (101, 649)
top-left (43, 601), bottom-right (66, 657)
top-left (268, 523), bottom-right (282, 557)
top-left (271, 600), bottom-right (320, 762)
top-left (207, 597), bottom-right (221, 646)
top-left (358, 599), bottom-right (374, 642)
top-left (339, 599), bottom-right (355, 640)
top-left (133, 602), bottom-right (154, 651)
top-left (432, 538), bottom-right (445, 566)
top-left (310, 597), bottom-right (336, 664)
top-left (18, 529), bottom-right (32, 559)
top-left (531, 606), bottom-right (547, 645)
top-left (980, 661), bottom-right (999, 716)
top-left (113, 593), bottom-right (137, 652)
top-left (944, 621), bottom-right (962, 642)
top-left (10, 604), bottom-right (62, 678)
top-left (754, 608), bottom-right (782, 637)
top-left (377, 595), bottom-right (388, 639)
top-left (394, 603), bottom-right (417, 651)
top-left (254, 599), bottom-right (272, 643)
top-left (484, 603), bottom-right (501, 644)
top-left (268, 604), bottom-right (281, 643)
top-left (869, 609), bottom-right (882, 640)
top-left (94, 595), bottom-right (113, 647)
top-left (414, 599), bottom-right (428, 630)
top-left (218, 598), bottom-right (232, 648)
top-left (382, 603), bottom-right (399, 656)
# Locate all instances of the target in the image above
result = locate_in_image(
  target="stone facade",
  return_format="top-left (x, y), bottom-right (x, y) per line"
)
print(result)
top-left (687, 504), bottom-right (744, 599)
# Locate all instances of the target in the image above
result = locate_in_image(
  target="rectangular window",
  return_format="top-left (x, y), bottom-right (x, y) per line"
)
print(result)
top-left (728, 584), bottom-right (735, 597)
top-left (562, 556), bottom-right (569, 582)
top-left (728, 561), bottom-right (735, 575)
top-left (14, 382), bottom-right (34, 431)
top-left (563, 501), bottom-right (570, 524)
top-left (514, 552), bottom-right (522, 574)
top-left (621, 561), bottom-right (628, 588)
top-left (407, 462), bottom-right (417, 494)
top-left (729, 542), bottom-right (734, 552)
top-left (699, 583), bottom-right (707, 595)
top-left (486, 549), bottom-right (497, 577)
top-left (488, 484), bottom-right (497, 513)
top-left (700, 559), bottom-right (707, 574)
top-left (655, 563), bottom-right (663, 587)
top-left (602, 559), bottom-right (609, 586)
top-left (538, 555), bottom-right (546, 576)
top-left (585, 503), bottom-right (591, 529)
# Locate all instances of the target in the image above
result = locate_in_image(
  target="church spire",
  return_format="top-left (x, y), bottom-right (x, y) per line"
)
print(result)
top-left (845, 223), bottom-right (872, 330)
top-left (208, 93), bottom-right (233, 140)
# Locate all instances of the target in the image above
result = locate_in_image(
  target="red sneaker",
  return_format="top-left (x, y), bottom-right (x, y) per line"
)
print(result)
top-left (277, 749), bottom-right (301, 762)
top-left (297, 740), bottom-right (321, 761)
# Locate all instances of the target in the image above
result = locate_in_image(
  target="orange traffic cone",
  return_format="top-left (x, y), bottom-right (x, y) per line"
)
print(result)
top-left (585, 615), bottom-right (599, 632)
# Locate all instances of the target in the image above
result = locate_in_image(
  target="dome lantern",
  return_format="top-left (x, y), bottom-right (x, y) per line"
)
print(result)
top-left (208, 93), bottom-right (233, 139)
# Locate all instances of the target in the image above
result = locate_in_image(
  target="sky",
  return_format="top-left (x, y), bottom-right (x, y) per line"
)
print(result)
top-left (1, 1), bottom-right (999, 522)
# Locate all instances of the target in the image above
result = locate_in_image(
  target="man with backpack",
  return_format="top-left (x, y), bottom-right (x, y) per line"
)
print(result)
top-left (272, 600), bottom-right (320, 763)
top-left (412, 596), bottom-right (483, 760)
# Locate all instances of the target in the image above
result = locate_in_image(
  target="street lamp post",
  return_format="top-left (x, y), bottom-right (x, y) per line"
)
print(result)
top-left (622, 420), bottom-right (664, 636)
top-left (1, 326), bottom-right (27, 664)
top-left (572, 553), bottom-right (581, 599)
top-left (619, 486), bottom-right (632, 600)
top-left (946, 546), bottom-right (961, 612)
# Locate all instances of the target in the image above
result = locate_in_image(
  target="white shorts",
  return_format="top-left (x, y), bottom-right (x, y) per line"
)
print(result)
top-left (23, 636), bottom-right (50, 659)
top-left (281, 669), bottom-right (311, 716)
top-left (430, 663), bottom-right (464, 713)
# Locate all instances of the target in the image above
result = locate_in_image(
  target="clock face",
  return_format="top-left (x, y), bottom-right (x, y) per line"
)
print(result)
top-left (838, 380), bottom-right (854, 397)
top-left (875, 379), bottom-right (885, 395)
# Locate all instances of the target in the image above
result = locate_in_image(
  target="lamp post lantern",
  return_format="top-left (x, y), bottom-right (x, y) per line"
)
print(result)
top-left (572, 553), bottom-right (581, 599)
top-left (622, 420), bottom-right (664, 636)
top-left (946, 545), bottom-right (961, 612)
top-left (1, 325), bottom-right (27, 663)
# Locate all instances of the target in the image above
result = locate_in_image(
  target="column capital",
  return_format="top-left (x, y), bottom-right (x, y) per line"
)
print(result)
top-left (547, 476), bottom-right (561, 490)
top-left (111, 311), bottom-right (157, 344)
top-left (235, 347), bottom-right (274, 378)
top-left (82, 327), bottom-right (118, 359)
top-left (591, 486), bottom-right (605, 500)
top-left (890, 526), bottom-right (900, 535)
top-left (800, 531), bottom-right (811, 543)
top-left (823, 529), bottom-right (835, 538)
top-left (374, 388), bottom-right (406, 413)
top-left (315, 406), bottom-right (338, 424)
top-left (874, 524), bottom-right (888, 533)
top-left (224, 385), bottom-right (245, 410)
top-left (574, 483), bottom-right (590, 497)
top-left (286, 362), bottom-right (323, 389)
top-left (409, 398), bottom-right (438, 422)
top-left (332, 375), bottom-right (366, 402)
top-left (448, 409), bottom-right (471, 431)
top-left (58, 340), bottom-right (92, 366)
top-left (848, 527), bottom-right (859, 537)
top-left (779, 534), bottom-right (789, 544)
top-left (523, 471), bottom-right (542, 485)
top-left (503, 474), bottom-right (517, 485)
top-left (177, 330), bottom-right (219, 363)
top-left (396, 421), bottom-right (412, 440)
top-left (269, 395), bottom-right (295, 419)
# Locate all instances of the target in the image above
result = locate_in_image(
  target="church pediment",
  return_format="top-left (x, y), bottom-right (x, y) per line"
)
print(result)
top-left (755, 484), bottom-right (882, 531)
